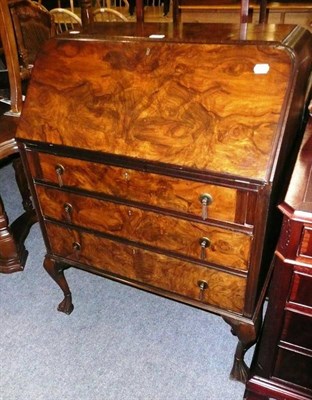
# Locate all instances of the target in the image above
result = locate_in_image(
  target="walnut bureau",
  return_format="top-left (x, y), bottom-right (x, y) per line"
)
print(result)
top-left (16, 23), bottom-right (312, 382)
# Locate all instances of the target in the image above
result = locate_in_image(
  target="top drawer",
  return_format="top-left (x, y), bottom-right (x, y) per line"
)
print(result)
top-left (26, 151), bottom-right (249, 225)
top-left (289, 269), bottom-right (312, 309)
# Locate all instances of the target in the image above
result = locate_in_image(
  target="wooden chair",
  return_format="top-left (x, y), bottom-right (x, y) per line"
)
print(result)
top-left (50, 8), bottom-right (82, 34)
top-left (57, 0), bottom-right (74, 12)
top-left (8, 0), bottom-right (55, 80)
top-left (94, 0), bottom-right (130, 11)
top-left (93, 7), bottom-right (128, 21)
top-left (80, 0), bottom-right (132, 26)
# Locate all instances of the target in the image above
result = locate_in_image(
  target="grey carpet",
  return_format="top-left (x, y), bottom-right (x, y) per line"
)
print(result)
top-left (0, 161), bottom-right (251, 400)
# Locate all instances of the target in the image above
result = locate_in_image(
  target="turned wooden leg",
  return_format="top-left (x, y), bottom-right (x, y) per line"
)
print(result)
top-left (43, 255), bottom-right (74, 315)
top-left (223, 312), bottom-right (262, 383)
top-left (12, 156), bottom-right (33, 213)
top-left (0, 194), bottom-right (27, 273)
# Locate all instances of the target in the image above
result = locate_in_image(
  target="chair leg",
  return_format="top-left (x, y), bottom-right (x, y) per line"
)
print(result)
top-left (12, 156), bottom-right (33, 213)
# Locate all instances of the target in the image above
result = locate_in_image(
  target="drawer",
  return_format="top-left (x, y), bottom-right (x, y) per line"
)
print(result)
top-left (27, 151), bottom-right (244, 224)
top-left (36, 185), bottom-right (251, 271)
top-left (274, 347), bottom-right (312, 390)
top-left (45, 221), bottom-right (247, 313)
top-left (298, 225), bottom-right (312, 260)
top-left (289, 270), bottom-right (312, 308)
top-left (281, 310), bottom-right (312, 351)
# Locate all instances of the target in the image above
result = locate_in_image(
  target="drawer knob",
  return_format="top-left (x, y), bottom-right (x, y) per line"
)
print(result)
top-left (199, 237), bottom-right (211, 260)
top-left (197, 280), bottom-right (208, 301)
top-left (72, 241), bottom-right (81, 258)
top-left (199, 193), bottom-right (213, 220)
top-left (64, 202), bottom-right (73, 223)
top-left (55, 164), bottom-right (65, 187)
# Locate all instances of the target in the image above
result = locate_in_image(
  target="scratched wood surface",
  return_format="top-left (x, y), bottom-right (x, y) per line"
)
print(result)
top-left (45, 222), bottom-right (246, 313)
top-left (37, 185), bottom-right (251, 270)
top-left (18, 38), bottom-right (292, 180)
top-left (27, 151), bottom-right (239, 223)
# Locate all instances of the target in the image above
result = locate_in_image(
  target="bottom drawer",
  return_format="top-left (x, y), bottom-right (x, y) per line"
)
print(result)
top-left (45, 222), bottom-right (246, 314)
top-left (274, 348), bottom-right (312, 390)
top-left (281, 311), bottom-right (312, 350)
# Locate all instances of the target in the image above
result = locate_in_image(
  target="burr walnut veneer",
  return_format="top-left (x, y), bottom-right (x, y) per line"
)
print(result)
top-left (15, 23), bottom-right (312, 382)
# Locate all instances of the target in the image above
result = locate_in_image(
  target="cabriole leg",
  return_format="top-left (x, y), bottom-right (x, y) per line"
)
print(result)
top-left (43, 255), bottom-right (74, 315)
top-left (223, 314), bottom-right (262, 383)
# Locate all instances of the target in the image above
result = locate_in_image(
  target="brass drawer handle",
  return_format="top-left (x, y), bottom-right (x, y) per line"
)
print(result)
top-left (72, 242), bottom-right (81, 251)
top-left (199, 237), bottom-right (211, 260)
top-left (64, 202), bottom-right (73, 223)
top-left (199, 193), bottom-right (213, 220)
top-left (197, 280), bottom-right (208, 301)
top-left (55, 164), bottom-right (65, 187)
top-left (72, 242), bottom-right (81, 259)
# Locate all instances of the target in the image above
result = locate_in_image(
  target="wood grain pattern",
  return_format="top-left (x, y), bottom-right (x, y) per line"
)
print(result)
top-left (18, 38), bottom-right (292, 180)
top-left (298, 226), bottom-right (312, 259)
top-left (37, 185), bottom-right (251, 270)
top-left (45, 221), bottom-right (246, 313)
top-left (27, 151), bottom-right (239, 223)
top-left (289, 271), bottom-right (312, 309)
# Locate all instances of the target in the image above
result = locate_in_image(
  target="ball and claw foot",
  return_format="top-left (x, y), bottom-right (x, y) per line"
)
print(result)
top-left (230, 356), bottom-right (249, 383)
top-left (57, 293), bottom-right (74, 315)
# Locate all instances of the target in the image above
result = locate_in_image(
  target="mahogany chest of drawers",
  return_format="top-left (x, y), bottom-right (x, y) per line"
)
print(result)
top-left (16, 23), bottom-right (312, 382)
top-left (245, 116), bottom-right (312, 399)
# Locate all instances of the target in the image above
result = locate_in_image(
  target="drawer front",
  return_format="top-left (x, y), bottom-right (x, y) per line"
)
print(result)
top-left (289, 270), bottom-right (312, 308)
top-left (36, 185), bottom-right (251, 271)
top-left (27, 151), bottom-right (241, 224)
top-left (298, 225), bottom-right (312, 260)
top-left (45, 222), bottom-right (246, 313)
top-left (274, 348), bottom-right (312, 390)
top-left (281, 311), bottom-right (312, 351)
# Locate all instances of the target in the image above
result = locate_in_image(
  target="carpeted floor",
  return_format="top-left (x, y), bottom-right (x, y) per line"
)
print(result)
top-left (0, 161), bottom-right (251, 400)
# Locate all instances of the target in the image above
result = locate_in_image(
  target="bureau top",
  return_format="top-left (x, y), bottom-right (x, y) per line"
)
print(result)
top-left (17, 23), bottom-right (312, 183)
top-left (53, 22), bottom-right (308, 44)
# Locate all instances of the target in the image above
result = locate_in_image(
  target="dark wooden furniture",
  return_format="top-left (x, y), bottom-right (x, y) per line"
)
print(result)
top-left (0, 102), bottom-right (34, 273)
top-left (0, 0), bottom-right (39, 273)
top-left (0, 0), bottom-right (23, 113)
top-left (79, 0), bottom-right (268, 24)
top-left (173, 0), bottom-right (312, 26)
top-left (8, 0), bottom-right (55, 80)
top-left (244, 115), bottom-right (312, 399)
top-left (172, 0), bottom-right (268, 23)
top-left (16, 23), bottom-right (312, 382)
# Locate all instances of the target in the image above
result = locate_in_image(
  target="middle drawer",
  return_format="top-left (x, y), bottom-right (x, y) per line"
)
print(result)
top-left (36, 185), bottom-right (251, 271)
